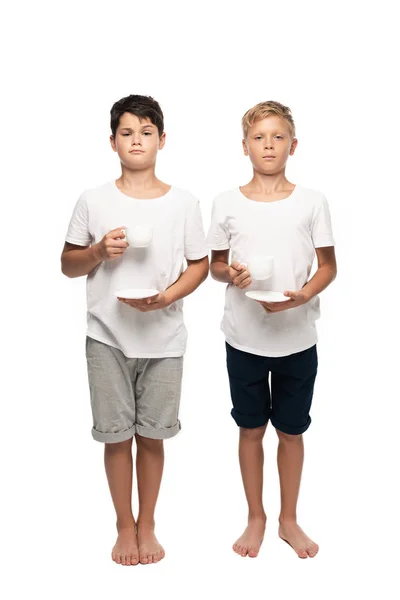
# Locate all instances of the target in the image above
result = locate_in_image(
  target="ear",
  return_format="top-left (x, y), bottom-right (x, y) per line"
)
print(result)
top-left (289, 137), bottom-right (298, 156)
top-left (242, 138), bottom-right (249, 156)
top-left (110, 135), bottom-right (117, 152)
top-left (159, 132), bottom-right (166, 150)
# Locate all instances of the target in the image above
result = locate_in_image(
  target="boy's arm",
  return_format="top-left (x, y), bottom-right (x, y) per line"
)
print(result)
top-left (259, 246), bottom-right (337, 313)
top-left (61, 226), bottom-right (128, 278)
top-left (165, 256), bottom-right (209, 303)
top-left (301, 246), bottom-right (337, 301)
top-left (118, 256), bottom-right (209, 312)
top-left (210, 250), bottom-right (252, 288)
top-left (61, 242), bottom-right (102, 278)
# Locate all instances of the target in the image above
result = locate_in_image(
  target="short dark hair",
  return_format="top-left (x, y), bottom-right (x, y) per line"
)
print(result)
top-left (110, 94), bottom-right (164, 138)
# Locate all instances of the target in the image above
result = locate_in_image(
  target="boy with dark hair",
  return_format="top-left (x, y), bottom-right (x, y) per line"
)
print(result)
top-left (207, 100), bottom-right (336, 559)
top-left (61, 94), bottom-right (209, 566)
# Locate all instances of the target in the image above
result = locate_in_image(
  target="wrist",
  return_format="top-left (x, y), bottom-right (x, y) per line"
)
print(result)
top-left (91, 243), bottom-right (102, 263)
top-left (163, 288), bottom-right (175, 306)
top-left (302, 288), bottom-right (313, 303)
top-left (226, 265), bottom-right (234, 283)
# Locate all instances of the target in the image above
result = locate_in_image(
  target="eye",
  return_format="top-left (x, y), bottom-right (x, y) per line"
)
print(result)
top-left (255, 136), bottom-right (262, 140)
top-left (121, 133), bottom-right (131, 136)
top-left (143, 132), bottom-right (152, 136)
top-left (275, 135), bottom-right (283, 139)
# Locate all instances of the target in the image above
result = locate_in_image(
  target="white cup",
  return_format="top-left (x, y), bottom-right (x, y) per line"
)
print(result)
top-left (122, 225), bottom-right (153, 248)
top-left (245, 255), bottom-right (274, 280)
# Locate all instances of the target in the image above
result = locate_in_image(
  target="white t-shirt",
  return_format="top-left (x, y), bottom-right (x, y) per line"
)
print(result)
top-left (207, 185), bottom-right (335, 357)
top-left (66, 181), bottom-right (208, 358)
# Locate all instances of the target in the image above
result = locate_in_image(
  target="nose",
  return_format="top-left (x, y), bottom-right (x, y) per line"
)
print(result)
top-left (131, 135), bottom-right (142, 146)
top-left (264, 139), bottom-right (274, 149)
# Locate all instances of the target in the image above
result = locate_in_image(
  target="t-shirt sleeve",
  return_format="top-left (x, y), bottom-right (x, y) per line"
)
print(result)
top-left (206, 198), bottom-right (230, 250)
top-left (184, 198), bottom-right (208, 260)
top-left (65, 193), bottom-right (92, 246)
top-left (311, 195), bottom-right (335, 248)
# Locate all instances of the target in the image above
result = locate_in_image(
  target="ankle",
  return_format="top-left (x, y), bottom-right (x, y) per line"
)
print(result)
top-left (248, 512), bottom-right (267, 523)
top-left (279, 515), bottom-right (297, 525)
top-left (136, 517), bottom-right (155, 530)
top-left (116, 518), bottom-right (136, 532)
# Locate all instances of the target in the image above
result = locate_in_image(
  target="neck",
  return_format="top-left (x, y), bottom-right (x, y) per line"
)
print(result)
top-left (118, 166), bottom-right (159, 191)
top-left (249, 170), bottom-right (291, 194)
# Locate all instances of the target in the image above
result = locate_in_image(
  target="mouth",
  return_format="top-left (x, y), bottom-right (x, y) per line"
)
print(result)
top-left (262, 155), bottom-right (276, 160)
top-left (129, 150), bottom-right (145, 154)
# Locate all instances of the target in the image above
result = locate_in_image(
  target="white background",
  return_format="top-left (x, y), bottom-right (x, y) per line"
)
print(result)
top-left (2, 1), bottom-right (399, 598)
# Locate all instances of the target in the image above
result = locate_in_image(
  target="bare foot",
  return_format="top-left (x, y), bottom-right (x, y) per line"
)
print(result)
top-left (233, 516), bottom-right (266, 558)
top-left (112, 527), bottom-right (140, 565)
top-left (137, 523), bottom-right (165, 565)
top-left (279, 520), bottom-right (319, 558)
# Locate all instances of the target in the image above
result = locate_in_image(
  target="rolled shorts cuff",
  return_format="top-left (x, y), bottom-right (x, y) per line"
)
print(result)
top-left (91, 424), bottom-right (136, 443)
top-left (135, 420), bottom-right (181, 440)
top-left (231, 409), bottom-right (269, 429)
top-left (270, 416), bottom-right (312, 436)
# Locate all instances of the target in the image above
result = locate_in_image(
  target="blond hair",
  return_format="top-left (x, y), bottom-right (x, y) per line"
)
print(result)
top-left (242, 100), bottom-right (296, 138)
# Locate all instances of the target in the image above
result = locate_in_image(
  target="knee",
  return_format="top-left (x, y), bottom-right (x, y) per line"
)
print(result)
top-left (104, 438), bottom-right (133, 453)
top-left (240, 425), bottom-right (266, 442)
top-left (276, 429), bottom-right (302, 443)
top-left (135, 434), bottom-right (164, 452)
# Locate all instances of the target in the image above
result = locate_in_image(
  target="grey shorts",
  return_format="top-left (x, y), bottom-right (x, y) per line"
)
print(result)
top-left (85, 337), bottom-right (183, 443)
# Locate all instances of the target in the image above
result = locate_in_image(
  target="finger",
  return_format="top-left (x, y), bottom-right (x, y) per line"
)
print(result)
top-left (231, 261), bottom-right (245, 271)
top-left (108, 227), bottom-right (127, 239)
top-left (239, 277), bottom-right (252, 289)
top-left (234, 271), bottom-right (250, 285)
top-left (108, 240), bottom-right (129, 249)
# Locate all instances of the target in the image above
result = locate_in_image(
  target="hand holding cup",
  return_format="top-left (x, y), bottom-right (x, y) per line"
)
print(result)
top-left (229, 261), bottom-right (252, 289)
top-left (94, 227), bottom-right (129, 262)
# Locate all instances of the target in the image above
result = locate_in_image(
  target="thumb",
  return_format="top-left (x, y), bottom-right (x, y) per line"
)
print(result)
top-left (231, 261), bottom-right (244, 271)
top-left (284, 290), bottom-right (297, 299)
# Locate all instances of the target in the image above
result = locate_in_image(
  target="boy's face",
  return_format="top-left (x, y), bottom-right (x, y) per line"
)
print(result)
top-left (110, 112), bottom-right (166, 169)
top-left (242, 115), bottom-right (297, 174)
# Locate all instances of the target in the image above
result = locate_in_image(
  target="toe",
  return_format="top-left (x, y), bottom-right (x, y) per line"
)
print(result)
top-left (248, 548), bottom-right (258, 558)
top-left (148, 554), bottom-right (154, 565)
top-left (131, 554), bottom-right (139, 565)
top-left (307, 544), bottom-right (319, 558)
top-left (121, 555), bottom-right (128, 566)
top-left (298, 549), bottom-right (308, 559)
top-left (115, 554), bottom-right (122, 564)
top-left (140, 555), bottom-right (149, 565)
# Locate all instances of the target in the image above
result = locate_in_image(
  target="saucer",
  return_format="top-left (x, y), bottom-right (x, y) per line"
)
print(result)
top-left (115, 288), bottom-right (159, 300)
top-left (245, 290), bottom-right (290, 302)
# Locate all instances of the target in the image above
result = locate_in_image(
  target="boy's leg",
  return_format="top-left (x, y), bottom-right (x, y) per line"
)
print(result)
top-left (135, 435), bottom-right (165, 564)
top-left (86, 337), bottom-right (138, 565)
top-left (104, 439), bottom-right (139, 565)
top-left (234, 424), bottom-right (268, 557)
top-left (226, 343), bottom-right (270, 557)
top-left (276, 431), bottom-right (318, 558)
top-left (134, 356), bottom-right (183, 564)
top-left (270, 345), bottom-right (319, 558)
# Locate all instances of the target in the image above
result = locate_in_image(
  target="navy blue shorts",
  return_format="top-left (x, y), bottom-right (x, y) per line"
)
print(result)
top-left (226, 342), bottom-right (318, 435)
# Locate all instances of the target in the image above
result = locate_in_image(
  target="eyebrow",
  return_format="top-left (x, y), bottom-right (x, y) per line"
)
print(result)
top-left (120, 124), bottom-right (155, 131)
top-left (253, 131), bottom-right (286, 135)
